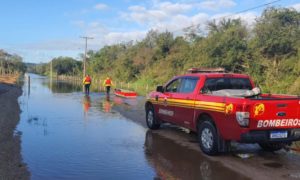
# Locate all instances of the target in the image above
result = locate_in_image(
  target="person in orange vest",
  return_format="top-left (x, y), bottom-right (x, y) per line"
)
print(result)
top-left (103, 76), bottom-right (113, 96)
top-left (83, 74), bottom-right (92, 95)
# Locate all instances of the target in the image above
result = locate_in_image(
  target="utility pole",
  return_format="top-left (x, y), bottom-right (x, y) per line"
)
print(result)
top-left (50, 60), bottom-right (53, 79)
top-left (50, 59), bottom-right (53, 90)
top-left (80, 36), bottom-right (93, 78)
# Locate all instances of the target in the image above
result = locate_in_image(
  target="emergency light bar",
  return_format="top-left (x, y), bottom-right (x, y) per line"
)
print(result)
top-left (187, 67), bottom-right (226, 73)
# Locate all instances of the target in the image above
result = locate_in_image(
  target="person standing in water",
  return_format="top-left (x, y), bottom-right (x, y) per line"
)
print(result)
top-left (83, 74), bottom-right (92, 95)
top-left (103, 76), bottom-right (113, 97)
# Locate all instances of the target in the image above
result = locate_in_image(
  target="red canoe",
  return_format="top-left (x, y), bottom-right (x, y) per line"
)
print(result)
top-left (114, 89), bottom-right (137, 98)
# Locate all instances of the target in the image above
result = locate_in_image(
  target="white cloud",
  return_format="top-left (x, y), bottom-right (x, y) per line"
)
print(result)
top-left (198, 0), bottom-right (236, 11)
top-left (69, 20), bottom-right (146, 48)
top-left (128, 5), bottom-right (146, 11)
top-left (158, 2), bottom-right (193, 14)
top-left (124, 10), bottom-right (168, 24)
top-left (104, 31), bottom-right (147, 45)
top-left (94, 3), bottom-right (108, 10)
top-left (290, 3), bottom-right (300, 11)
top-left (210, 12), bottom-right (231, 20)
top-left (124, 1), bottom-right (195, 25)
top-left (150, 13), bottom-right (209, 34)
top-left (121, 1), bottom-right (212, 34)
top-left (232, 12), bottom-right (258, 27)
top-left (192, 13), bottom-right (211, 25)
top-left (219, 0), bottom-right (236, 8)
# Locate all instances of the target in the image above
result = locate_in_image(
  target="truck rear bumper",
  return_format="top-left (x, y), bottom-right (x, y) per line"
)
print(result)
top-left (240, 129), bottom-right (300, 143)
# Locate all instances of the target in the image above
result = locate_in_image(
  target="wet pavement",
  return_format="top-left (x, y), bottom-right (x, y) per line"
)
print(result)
top-left (17, 74), bottom-right (300, 180)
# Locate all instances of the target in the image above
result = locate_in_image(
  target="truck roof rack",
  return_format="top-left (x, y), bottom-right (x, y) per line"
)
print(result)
top-left (187, 67), bottom-right (226, 73)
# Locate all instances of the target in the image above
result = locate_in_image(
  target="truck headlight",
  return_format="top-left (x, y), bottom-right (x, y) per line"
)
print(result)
top-left (236, 112), bottom-right (249, 127)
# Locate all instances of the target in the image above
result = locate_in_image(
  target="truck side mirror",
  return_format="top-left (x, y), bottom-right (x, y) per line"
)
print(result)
top-left (156, 85), bottom-right (164, 93)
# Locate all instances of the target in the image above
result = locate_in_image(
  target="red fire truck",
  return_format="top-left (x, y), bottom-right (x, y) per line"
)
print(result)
top-left (145, 68), bottom-right (300, 155)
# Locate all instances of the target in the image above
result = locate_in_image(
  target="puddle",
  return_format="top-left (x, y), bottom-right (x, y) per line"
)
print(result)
top-left (263, 162), bottom-right (283, 168)
top-left (288, 173), bottom-right (300, 179)
top-left (145, 131), bottom-right (249, 180)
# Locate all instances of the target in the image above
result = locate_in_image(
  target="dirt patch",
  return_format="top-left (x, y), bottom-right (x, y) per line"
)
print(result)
top-left (0, 83), bottom-right (30, 179)
top-left (0, 74), bottom-right (20, 84)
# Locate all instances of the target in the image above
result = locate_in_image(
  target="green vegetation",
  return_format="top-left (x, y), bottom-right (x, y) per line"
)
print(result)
top-left (29, 56), bottom-right (82, 77)
top-left (33, 7), bottom-right (300, 95)
top-left (0, 50), bottom-right (26, 74)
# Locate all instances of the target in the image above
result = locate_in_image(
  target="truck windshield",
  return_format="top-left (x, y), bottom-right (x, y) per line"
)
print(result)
top-left (204, 78), bottom-right (252, 91)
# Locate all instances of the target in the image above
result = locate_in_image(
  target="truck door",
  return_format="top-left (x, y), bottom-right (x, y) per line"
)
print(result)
top-left (157, 78), bottom-right (182, 123)
top-left (195, 77), bottom-right (228, 137)
top-left (172, 77), bottom-right (199, 127)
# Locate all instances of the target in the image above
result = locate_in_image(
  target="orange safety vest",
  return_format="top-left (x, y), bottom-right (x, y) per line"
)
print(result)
top-left (83, 76), bottom-right (91, 84)
top-left (104, 79), bottom-right (112, 86)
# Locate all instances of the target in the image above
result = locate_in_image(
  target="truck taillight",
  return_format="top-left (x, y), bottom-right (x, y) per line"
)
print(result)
top-left (236, 112), bottom-right (250, 127)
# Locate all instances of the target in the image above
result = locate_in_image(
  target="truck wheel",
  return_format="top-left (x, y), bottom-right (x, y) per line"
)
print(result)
top-left (258, 142), bottom-right (287, 152)
top-left (146, 105), bottom-right (160, 130)
top-left (198, 121), bottom-right (219, 155)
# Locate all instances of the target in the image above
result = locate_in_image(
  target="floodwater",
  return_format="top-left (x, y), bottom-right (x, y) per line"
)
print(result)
top-left (17, 74), bottom-right (248, 180)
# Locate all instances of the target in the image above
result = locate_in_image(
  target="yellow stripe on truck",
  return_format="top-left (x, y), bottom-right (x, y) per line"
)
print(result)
top-left (148, 98), bottom-right (227, 113)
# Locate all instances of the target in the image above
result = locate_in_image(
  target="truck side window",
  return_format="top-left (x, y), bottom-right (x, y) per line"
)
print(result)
top-left (203, 78), bottom-right (217, 92)
top-left (204, 78), bottom-right (252, 91)
top-left (180, 78), bottom-right (198, 93)
top-left (230, 78), bottom-right (252, 90)
top-left (166, 78), bottom-right (182, 92)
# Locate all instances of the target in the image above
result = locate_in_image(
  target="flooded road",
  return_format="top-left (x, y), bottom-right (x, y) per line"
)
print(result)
top-left (18, 75), bottom-right (155, 179)
top-left (17, 74), bottom-right (300, 179)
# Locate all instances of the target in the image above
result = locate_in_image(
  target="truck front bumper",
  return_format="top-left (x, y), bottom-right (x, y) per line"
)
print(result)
top-left (240, 129), bottom-right (300, 143)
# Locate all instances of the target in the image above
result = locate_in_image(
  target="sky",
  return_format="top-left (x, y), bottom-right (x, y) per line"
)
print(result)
top-left (0, 0), bottom-right (299, 63)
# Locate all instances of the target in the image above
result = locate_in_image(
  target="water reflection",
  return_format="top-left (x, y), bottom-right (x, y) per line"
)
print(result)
top-left (113, 96), bottom-right (123, 105)
top-left (144, 130), bottom-right (249, 180)
top-left (102, 99), bottom-right (112, 113)
top-left (27, 116), bottom-right (48, 136)
top-left (43, 80), bottom-right (82, 93)
top-left (82, 95), bottom-right (91, 114)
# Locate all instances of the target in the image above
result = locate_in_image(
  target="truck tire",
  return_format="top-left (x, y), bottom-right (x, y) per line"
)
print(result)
top-left (146, 105), bottom-right (160, 130)
top-left (258, 142), bottom-right (287, 152)
top-left (198, 121), bottom-right (219, 155)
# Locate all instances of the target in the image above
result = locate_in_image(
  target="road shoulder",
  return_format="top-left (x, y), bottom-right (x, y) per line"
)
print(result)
top-left (0, 83), bottom-right (30, 180)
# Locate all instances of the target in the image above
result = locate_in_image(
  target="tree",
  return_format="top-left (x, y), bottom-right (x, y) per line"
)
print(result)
top-left (0, 49), bottom-right (26, 74)
top-left (205, 19), bottom-right (249, 72)
top-left (253, 7), bottom-right (300, 62)
top-left (52, 57), bottom-right (81, 75)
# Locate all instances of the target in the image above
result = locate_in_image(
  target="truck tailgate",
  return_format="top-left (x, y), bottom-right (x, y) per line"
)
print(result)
top-left (249, 98), bottom-right (300, 129)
